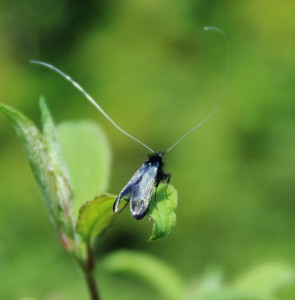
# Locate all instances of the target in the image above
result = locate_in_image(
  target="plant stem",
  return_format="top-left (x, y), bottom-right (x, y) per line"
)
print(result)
top-left (82, 245), bottom-right (100, 300)
top-left (84, 269), bottom-right (100, 300)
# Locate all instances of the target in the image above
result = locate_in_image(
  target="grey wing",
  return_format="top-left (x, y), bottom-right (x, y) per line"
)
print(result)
top-left (129, 164), bottom-right (158, 220)
top-left (113, 161), bottom-right (149, 212)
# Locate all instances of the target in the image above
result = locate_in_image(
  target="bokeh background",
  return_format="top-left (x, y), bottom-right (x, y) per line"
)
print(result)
top-left (1, 0), bottom-right (295, 299)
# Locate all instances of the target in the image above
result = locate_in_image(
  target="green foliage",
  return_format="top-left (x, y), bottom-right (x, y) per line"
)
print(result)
top-left (0, 102), bottom-right (58, 224)
top-left (0, 99), bottom-right (120, 250)
top-left (77, 194), bottom-right (117, 245)
top-left (149, 184), bottom-right (177, 240)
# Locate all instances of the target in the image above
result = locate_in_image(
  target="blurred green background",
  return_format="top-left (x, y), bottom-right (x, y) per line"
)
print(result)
top-left (1, 0), bottom-right (295, 299)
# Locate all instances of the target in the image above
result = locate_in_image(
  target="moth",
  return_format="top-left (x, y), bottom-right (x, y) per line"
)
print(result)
top-left (113, 152), bottom-right (170, 219)
top-left (31, 26), bottom-right (231, 220)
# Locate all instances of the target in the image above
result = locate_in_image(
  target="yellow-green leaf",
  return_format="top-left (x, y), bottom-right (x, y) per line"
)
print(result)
top-left (149, 184), bottom-right (178, 241)
top-left (77, 194), bottom-right (117, 245)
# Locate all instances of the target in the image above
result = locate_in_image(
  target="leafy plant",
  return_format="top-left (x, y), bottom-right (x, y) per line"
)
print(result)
top-left (0, 99), bottom-right (177, 299)
top-left (2, 100), bottom-right (295, 300)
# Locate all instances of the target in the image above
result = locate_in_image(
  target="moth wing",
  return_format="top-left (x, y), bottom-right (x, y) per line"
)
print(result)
top-left (130, 164), bottom-right (159, 220)
top-left (113, 161), bottom-right (149, 212)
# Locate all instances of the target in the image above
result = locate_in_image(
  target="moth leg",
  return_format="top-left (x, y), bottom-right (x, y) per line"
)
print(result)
top-left (164, 173), bottom-right (171, 198)
top-left (118, 199), bottom-right (129, 214)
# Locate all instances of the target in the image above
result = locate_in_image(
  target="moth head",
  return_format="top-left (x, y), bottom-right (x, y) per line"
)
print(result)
top-left (148, 152), bottom-right (164, 165)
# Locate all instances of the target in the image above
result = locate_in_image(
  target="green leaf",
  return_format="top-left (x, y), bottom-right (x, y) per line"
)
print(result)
top-left (40, 98), bottom-right (73, 213)
top-left (56, 121), bottom-right (111, 218)
top-left (0, 102), bottom-right (57, 223)
top-left (149, 184), bottom-right (177, 240)
top-left (76, 194), bottom-right (117, 245)
top-left (101, 250), bottom-right (184, 300)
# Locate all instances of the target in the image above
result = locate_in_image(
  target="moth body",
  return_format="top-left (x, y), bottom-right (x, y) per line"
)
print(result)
top-left (113, 153), bottom-right (170, 220)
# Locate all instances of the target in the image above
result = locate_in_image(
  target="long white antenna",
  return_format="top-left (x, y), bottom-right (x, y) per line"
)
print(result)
top-left (30, 60), bottom-right (155, 153)
top-left (165, 26), bottom-right (232, 153)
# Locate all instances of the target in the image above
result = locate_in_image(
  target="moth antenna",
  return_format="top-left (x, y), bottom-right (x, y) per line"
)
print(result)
top-left (165, 26), bottom-right (232, 153)
top-left (30, 60), bottom-right (155, 153)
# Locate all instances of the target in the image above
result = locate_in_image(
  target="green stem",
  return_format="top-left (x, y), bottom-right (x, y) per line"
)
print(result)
top-left (84, 269), bottom-right (100, 300)
top-left (82, 245), bottom-right (100, 300)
